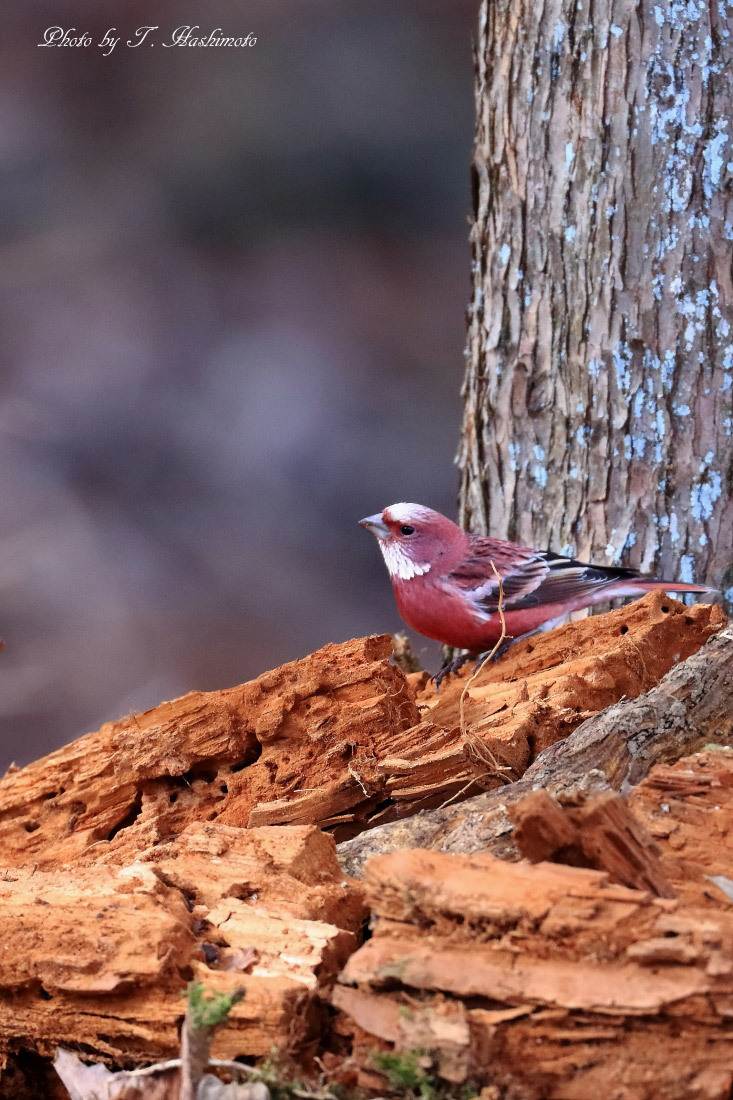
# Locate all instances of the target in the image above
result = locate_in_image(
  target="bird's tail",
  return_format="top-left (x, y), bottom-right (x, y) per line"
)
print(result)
top-left (626, 580), bottom-right (715, 595)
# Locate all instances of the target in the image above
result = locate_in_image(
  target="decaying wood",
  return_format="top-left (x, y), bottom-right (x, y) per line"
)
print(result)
top-left (0, 635), bottom-right (419, 864)
top-left (385, 591), bottom-right (724, 814)
top-left (333, 750), bottom-right (733, 1098)
top-left (629, 748), bottom-right (733, 910)
top-left (337, 616), bottom-right (733, 876)
top-left (458, 0), bottom-right (733, 601)
top-left (0, 823), bottom-right (363, 1068)
top-left (0, 596), bottom-right (720, 869)
top-left (509, 788), bottom-right (677, 898)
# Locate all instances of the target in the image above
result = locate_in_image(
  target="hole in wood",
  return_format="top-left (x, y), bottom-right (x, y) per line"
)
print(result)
top-left (106, 791), bottom-right (143, 842)
top-left (366, 797), bottom-right (395, 821)
top-left (182, 762), bottom-right (218, 785)
top-left (230, 740), bottom-right (263, 772)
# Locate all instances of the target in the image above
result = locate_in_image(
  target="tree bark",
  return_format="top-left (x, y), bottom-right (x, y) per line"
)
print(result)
top-left (458, 0), bottom-right (733, 606)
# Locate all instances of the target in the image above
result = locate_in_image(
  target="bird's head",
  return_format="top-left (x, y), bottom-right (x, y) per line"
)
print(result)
top-left (359, 503), bottom-right (467, 581)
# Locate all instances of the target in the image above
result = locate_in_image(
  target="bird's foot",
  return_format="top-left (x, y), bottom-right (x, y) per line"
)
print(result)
top-left (433, 635), bottom-right (520, 691)
top-left (468, 636), bottom-right (518, 677)
top-left (432, 652), bottom-right (471, 692)
top-left (481, 635), bottom-right (516, 665)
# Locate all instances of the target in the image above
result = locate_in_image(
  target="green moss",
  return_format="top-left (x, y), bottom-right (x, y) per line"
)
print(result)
top-left (371, 1049), bottom-right (482, 1100)
top-left (372, 1050), bottom-right (438, 1099)
top-left (186, 981), bottom-right (244, 1031)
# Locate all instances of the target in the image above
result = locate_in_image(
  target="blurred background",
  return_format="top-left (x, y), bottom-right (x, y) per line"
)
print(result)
top-left (0, 0), bottom-right (476, 767)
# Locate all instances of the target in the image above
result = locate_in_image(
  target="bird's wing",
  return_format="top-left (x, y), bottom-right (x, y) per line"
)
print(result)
top-left (446, 537), bottom-right (641, 615)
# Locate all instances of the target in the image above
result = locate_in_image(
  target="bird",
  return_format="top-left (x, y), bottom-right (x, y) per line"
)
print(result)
top-left (359, 502), bottom-right (711, 685)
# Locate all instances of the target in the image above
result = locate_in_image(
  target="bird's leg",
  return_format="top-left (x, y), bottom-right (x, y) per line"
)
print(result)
top-left (432, 651), bottom-right (472, 691)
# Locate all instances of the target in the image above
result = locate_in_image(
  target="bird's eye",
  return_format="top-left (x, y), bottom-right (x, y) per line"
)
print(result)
top-left (400, 524), bottom-right (415, 535)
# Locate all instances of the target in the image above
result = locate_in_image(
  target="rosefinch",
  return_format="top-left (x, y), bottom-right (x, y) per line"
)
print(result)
top-left (360, 502), bottom-right (711, 682)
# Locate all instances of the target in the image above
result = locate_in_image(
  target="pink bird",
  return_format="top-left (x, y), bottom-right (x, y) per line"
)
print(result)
top-left (360, 503), bottom-right (711, 684)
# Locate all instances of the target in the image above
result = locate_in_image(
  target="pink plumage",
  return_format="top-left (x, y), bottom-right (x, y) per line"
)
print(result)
top-left (360, 503), bottom-right (710, 658)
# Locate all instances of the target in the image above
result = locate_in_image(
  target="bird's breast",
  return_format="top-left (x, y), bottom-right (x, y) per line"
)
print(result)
top-left (392, 577), bottom-right (496, 649)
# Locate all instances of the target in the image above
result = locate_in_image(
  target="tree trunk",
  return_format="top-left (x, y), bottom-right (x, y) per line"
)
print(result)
top-left (458, 0), bottom-right (733, 606)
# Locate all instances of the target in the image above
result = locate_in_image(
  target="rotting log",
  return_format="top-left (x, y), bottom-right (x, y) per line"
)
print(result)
top-left (509, 746), bottom-right (733, 913)
top-left (0, 595), bottom-right (721, 867)
top-left (374, 592), bottom-right (724, 825)
top-left (333, 750), bottom-right (733, 1099)
top-left (0, 610), bottom-right (728, 1095)
top-left (629, 748), bottom-right (733, 910)
top-left (2, 753), bottom-right (731, 1096)
top-left (337, 619), bottom-right (733, 876)
top-left (508, 787), bottom-right (677, 899)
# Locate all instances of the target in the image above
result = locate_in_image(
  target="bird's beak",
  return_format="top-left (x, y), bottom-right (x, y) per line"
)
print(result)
top-left (359, 513), bottom-right (390, 539)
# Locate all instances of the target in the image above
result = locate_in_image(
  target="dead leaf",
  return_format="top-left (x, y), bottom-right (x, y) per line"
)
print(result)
top-left (54, 1049), bottom-right (178, 1099)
